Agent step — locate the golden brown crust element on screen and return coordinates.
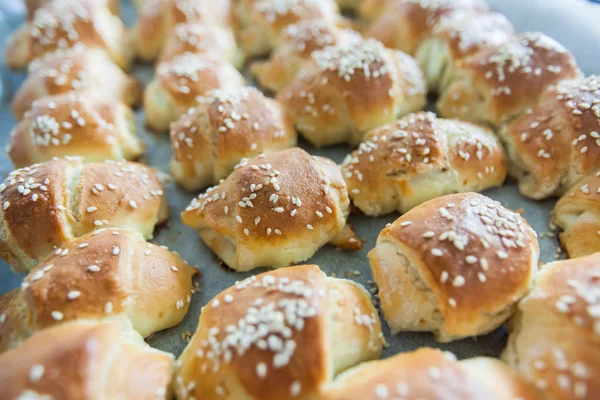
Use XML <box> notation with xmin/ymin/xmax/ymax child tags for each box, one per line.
<box><xmin>553</xmin><ymin>170</ymin><xmax>600</xmax><ymax>258</ymax></box>
<box><xmin>181</xmin><ymin>148</ymin><xmax>358</xmax><ymax>271</ymax></box>
<box><xmin>5</xmin><ymin>0</ymin><xmax>132</xmax><ymax>70</ymax></box>
<box><xmin>369</xmin><ymin>192</ymin><xmax>538</xmax><ymax>340</ymax></box>
<box><xmin>0</xmin><ymin>320</ymin><xmax>173</xmax><ymax>400</ymax></box>
<box><xmin>500</xmin><ymin>75</ymin><xmax>600</xmax><ymax>199</ymax></box>
<box><xmin>12</xmin><ymin>47</ymin><xmax>141</xmax><ymax>120</ymax></box>
<box><xmin>0</xmin><ymin>159</ymin><xmax>167</xmax><ymax>272</ymax></box>
<box><xmin>250</xmin><ymin>20</ymin><xmax>362</xmax><ymax>93</ymax></box>
<box><xmin>277</xmin><ymin>39</ymin><xmax>427</xmax><ymax>147</ymax></box>
<box><xmin>323</xmin><ymin>348</ymin><xmax>542</xmax><ymax>400</ymax></box>
<box><xmin>144</xmin><ymin>53</ymin><xmax>246</xmax><ymax>131</ymax></box>
<box><xmin>8</xmin><ymin>93</ymin><xmax>144</xmax><ymax>168</ymax></box>
<box><xmin>0</xmin><ymin>229</ymin><xmax>197</xmax><ymax>352</ymax></box>
<box><xmin>503</xmin><ymin>254</ymin><xmax>600</xmax><ymax>400</ymax></box>
<box><xmin>158</xmin><ymin>23</ymin><xmax>243</xmax><ymax>67</ymax></box>
<box><xmin>170</xmin><ymin>87</ymin><xmax>297</xmax><ymax>190</ymax></box>
<box><xmin>366</xmin><ymin>0</ymin><xmax>489</xmax><ymax>55</ymax></box>
<box><xmin>341</xmin><ymin>112</ymin><xmax>507</xmax><ymax>216</ymax></box>
<box><xmin>133</xmin><ymin>0</ymin><xmax>234</xmax><ymax>61</ymax></box>
<box><xmin>235</xmin><ymin>0</ymin><xmax>342</xmax><ymax>57</ymax></box>
<box><xmin>175</xmin><ymin>265</ymin><xmax>382</xmax><ymax>400</ymax></box>
<box><xmin>437</xmin><ymin>32</ymin><xmax>582</xmax><ymax>126</ymax></box>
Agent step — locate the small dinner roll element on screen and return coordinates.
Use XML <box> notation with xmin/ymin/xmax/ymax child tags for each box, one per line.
<box><xmin>12</xmin><ymin>47</ymin><xmax>141</xmax><ymax>120</ymax></box>
<box><xmin>175</xmin><ymin>265</ymin><xmax>383</xmax><ymax>400</ymax></box>
<box><xmin>366</xmin><ymin>0</ymin><xmax>489</xmax><ymax>55</ymax></box>
<box><xmin>503</xmin><ymin>253</ymin><xmax>600</xmax><ymax>400</ymax></box>
<box><xmin>553</xmin><ymin>170</ymin><xmax>600</xmax><ymax>258</ymax></box>
<box><xmin>0</xmin><ymin>320</ymin><xmax>174</xmax><ymax>400</ymax></box>
<box><xmin>170</xmin><ymin>87</ymin><xmax>296</xmax><ymax>191</ymax></box>
<box><xmin>182</xmin><ymin>148</ymin><xmax>361</xmax><ymax>271</ymax></box>
<box><xmin>144</xmin><ymin>52</ymin><xmax>246</xmax><ymax>132</ymax></box>
<box><xmin>323</xmin><ymin>347</ymin><xmax>542</xmax><ymax>400</ymax></box>
<box><xmin>342</xmin><ymin>112</ymin><xmax>507</xmax><ymax>216</ymax></box>
<box><xmin>278</xmin><ymin>39</ymin><xmax>427</xmax><ymax>147</ymax></box>
<box><xmin>25</xmin><ymin>0</ymin><xmax>120</xmax><ymax>19</ymax></box>
<box><xmin>5</xmin><ymin>0</ymin><xmax>132</xmax><ymax>70</ymax></box>
<box><xmin>0</xmin><ymin>158</ymin><xmax>167</xmax><ymax>272</ymax></box>
<box><xmin>8</xmin><ymin>93</ymin><xmax>144</xmax><ymax>168</ymax></box>
<box><xmin>132</xmin><ymin>0</ymin><xmax>233</xmax><ymax>61</ymax></box>
<box><xmin>415</xmin><ymin>10</ymin><xmax>514</xmax><ymax>92</ymax></box>
<box><xmin>437</xmin><ymin>32</ymin><xmax>582</xmax><ymax>126</ymax></box>
<box><xmin>158</xmin><ymin>23</ymin><xmax>243</xmax><ymax>67</ymax></box>
<box><xmin>499</xmin><ymin>75</ymin><xmax>600</xmax><ymax>200</ymax></box>
<box><xmin>369</xmin><ymin>192</ymin><xmax>539</xmax><ymax>342</ymax></box>
<box><xmin>250</xmin><ymin>20</ymin><xmax>362</xmax><ymax>93</ymax></box>
<box><xmin>235</xmin><ymin>0</ymin><xmax>342</xmax><ymax>57</ymax></box>
<box><xmin>0</xmin><ymin>229</ymin><xmax>197</xmax><ymax>352</ymax></box>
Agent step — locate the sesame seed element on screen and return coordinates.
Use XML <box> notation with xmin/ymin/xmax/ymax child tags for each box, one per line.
<box><xmin>375</xmin><ymin>384</ymin><xmax>389</xmax><ymax>398</ymax></box>
<box><xmin>431</xmin><ymin>248</ymin><xmax>443</xmax><ymax>257</ymax></box>
<box><xmin>29</xmin><ymin>365</ymin><xmax>45</xmax><ymax>383</ymax></box>
<box><xmin>400</xmin><ymin>221</ymin><xmax>412</xmax><ymax>227</ymax></box>
<box><xmin>448</xmin><ymin>298</ymin><xmax>457</xmax><ymax>308</ymax></box>
<box><xmin>452</xmin><ymin>276</ymin><xmax>466</xmax><ymax>287</ymax></box>
<box><xmin>128</xmin><ymin>200</ymin><xmax>138</xmax><ymax>209</ymax></box>
<box><xmin>51</xmin><ymin>311</ymin><xmax>63</xmax><ymax>321</ymax></box>
<box><xmin>224</xmin><ymin>294</ymin><xmax>233</xmax><ymax>303</ymax></box>
<box><xmin>256</xmin><ymin>362</ymin><xmax>267</xmax><ymax>378</ymax></box>
<box><xmin>87</xmin><ymin>265</ymin><xmax>100</xmax><ymax>272</ymax></box>
<box><xmin>423</xmin><ymin>231</ymin><xmax>435</xmax><ymax>238</ymax></box>
<box><xmin>105</xmin><ymin>302</ymin><xmax>113</xmax><ymax>314</ymax></box>
<box><xmin>290</xmin><ymin>381</ymin><xmax>301</xmax><ymax>397</ymax></box>
<box><xmin>306</xmin><ymin>224</ymin><xmax>314</xmax><ymax>230</ymax></box>
<box><xmin>112</xmin><ymin>246</ymin><xmax>120</xmax><ymax>256</ymax></box>
<box><xmin>86</xmin><ymin>206</ymin><xmax>97</xmax><ymax>213</ymax></box>
<box><xmin>171</xmin><ymin>265</ymin><xmax>179</xmax><ymax>272</ymax></box>
<box><xmin>67</xmin><ymin>291</ymin><xmax>81</xmax><ymax>300</ymax></box>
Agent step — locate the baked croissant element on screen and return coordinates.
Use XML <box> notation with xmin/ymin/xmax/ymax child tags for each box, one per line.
<box><xmin>144</xmin><ymin>52</ymin><xmax>246</xmax><ymax>132</ymax></box>
<box><xmin>553</xmin><ymin>169</ymin><xmax>600</xmax><ymax>258</ymax></box>
<box><xmin>0</xmin><ymin>158</ymin><xmax>167</xmax><ymax>272</ymax></box>
<box><xmin>278</xmin><ymin>39</ymin><xmax>427</xmax><ymax>147</ymax></box>
<box><xmin>8</xmin><ymin>93</ymin><xmax>144</xmax><ymax>168</ymax></box>
<box><xmin>181</xmin><ymin>148</ymin><xmax>361</xmax><ymax>271</ymax></box>
<box><xmin>503</xmin><ymin>253</ymin><xmax>600</xmax><ymax>400</ymax></box>
<box><xmin>6</xmin><ymin>0</ymin><xmax>132</xmax><ymax>70</ymax></box>
<box><xmin>499</xmin><ymin>75</ymin><xmax>600</xmax><ymax>199</ymax></box>
<box><xmin>437</xmin><ymin>32</ymin><xmax>582</xmax><ymax>126</ymax></box>
<box><xmin>170</xmin><ymin>87</ymin><xmax>296</xmax><ymax>190</ymax></box>
<box><xmin>235</xmin><ymin>0</ymin><xmax>342</xmax><ymax>57</ymax></box>
<box><xmin>0</xmin><ymin>320</ymin><xmax>174</xmax><ymax>400</ymax></box>
<box><xmin>0</xmin><ymin>228</ymin><xmax>197</xmax><ymax>352</ymax></box>
<box><xmin>132</xmin><ymin>0</ymin><xmax>234</xmax><ymax>61</ymax></box>
<box><xmin>250</xmin><ymin>20</ymin><xmax>362</xmax><ymax>93</ymax></box>
<box><xmin>175</xmin><ymin>265</ymin><xmax>383</xmax><ymax>400</ymax></box>
<box><xmin>158</xmin><ymin>23</ymin><xmax>243</xmax><ymax>67</ymax></box>
<box><xmin>369</xmin><ymin>192</ymin><xmax>539</xmax><ymax>342</ymax></box>
<box><xmin>366</xmin><ymin>0</ymin><xmax>489</xmax><ymax>55</ymax></box>
<box><xmin>414</xmin><ymin>10</ymin><xmax>514</xmax><ymax>92</ymax></box>
<box><xmin>12</xmin><ymin>47</ymin><xmax>141</xmax><ymax>120</ymax></box>
<box><xmin>342</xmin><ymin>112</ymin><xmax>507</xmax><ymax>216</ymax></box>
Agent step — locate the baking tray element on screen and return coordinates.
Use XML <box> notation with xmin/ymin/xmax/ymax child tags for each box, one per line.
<box><xmin>1</xmin><ymin>0</ymin><xmax>599</xmax><ymax>360</ymax></box>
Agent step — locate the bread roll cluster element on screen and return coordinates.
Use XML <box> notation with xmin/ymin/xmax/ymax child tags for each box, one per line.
<box><xmin>3</xmin><ymin>0</ymin><xmax>600</xmax><ymax>399</ymax></box>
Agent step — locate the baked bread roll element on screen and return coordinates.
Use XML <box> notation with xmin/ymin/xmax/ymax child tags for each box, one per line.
<box><xmin>366</xmin><ymin>0</ymin><xmax>489</xmax><ymax>55</ymax></box>
<box><xmin>322</xmin><ymin>347</ymin><xmax>542</xmax><ymax>400</ymax></box>
<box><xmin>25</xmin><ymin>0</ymin><xmax>120</xmax><ymax>19</ymax></box>
<box><xmin>250</xmin><ymin>20</ymin><xmax>362</xmax><ymax>93</ymax></box>
<box><xmin>0</xmin><ymin>158</ymin><xmax>167</xmax><ymax>272</ymax></box>
<box><xmin>12</xmin><ymin>47</ymin><xmax>141</xmax><ymax>120</ymax></box>
<box><xmin>175</xmin><ymin>265</ymin><xmax>383</xmax><ymax>400</ymax></box>
<box><xmin>0</xmin><ymin>320</ymin><xmax>173</xmax><ymax>400</ymax></box>
<box><xmin>369</xmin><ymin>192</ymin><xmax>539</xmax><ymax>342</ymax></box>
<box><xmin>132</xmin><ymin>0</ymin><xmax>233</xmax><ymax>61</ymax></box>
<box><xmin>278</xmin><ymin>39</ymin><xmax>427</xmax><ymax>147</ymax></box>
<box><xmin>158</xmin><ymin>23</ymin><xmax>243</xmax><ymax>68</ymax></box>
<box><xmin>170</xmin><ymin>87</ymin><xmax>297</xmax><ymax>190</ymax></box>
<box><xmin>8</xmin><ymin>93</ymin><xmax>144</xmax><ymax>168</ymax></box>
<box><xmin>0</xmin><ymin>228</ymin><xmax>197</xmax><ymax>352</ymax></box>
<box><xmin>5</xmin><ymin>0</ymin><xmax>132</xmax><ymax>71</ymax></box>
<box><xmin>144</xmin><ymin>52</ymin><xmax>246</xmax><ymax>132</ymax></box>
<box><xmin>341</xmin><ymin>112</ymin><xmax>507</xmax><ymax>216</ymax></box>
<box><xmin>235</xmin><ymin>0</ymin><xmax>342</xmax><ymax>57</ymax></box>
<box><xmin>437</xmin><ymin>32</ymin><xmax>582</xmax><ymax>126</ymax></box>
<box><xmin>498</xmin><ymin>75</ymin><xmax>600</xmax><ymax>200</ymax></box>
<box><xmin>181</xmin><ymin>148</ymin><xmax>361</xmax><ymax>271</ymax></box>
<box><xmin>503</xmin><ymin>253</ymin><xmax>600</xmax><ymax>400</ymax></box>
<box><xmin>414</xmin><ymin>10</ymin><xmax>514</xmax><ymax>92</ymax></box>
<box><xmin>553</xmin><ymin>170</ymin><xmax>600</xmax><ymax>258</ymax></box>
